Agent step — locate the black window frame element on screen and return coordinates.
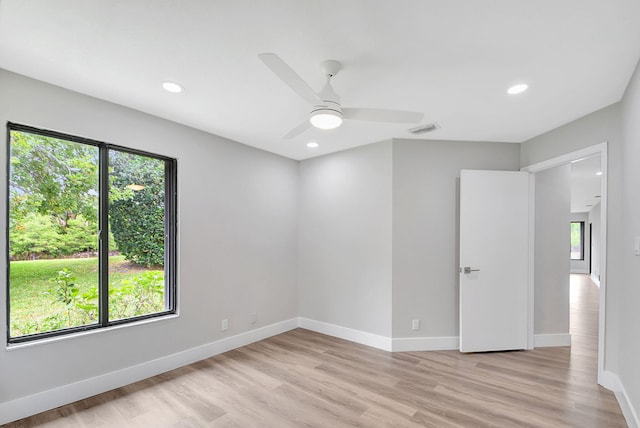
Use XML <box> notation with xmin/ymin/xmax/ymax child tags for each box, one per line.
<box><xmin>6</xmin><ymin>122</ymin><xmax>177</xmax><ymax>344</ymax></box>
<box><xmin>570</xmin><ymin>220</ymin><xmax>585</xmax><ymax>261</ymax></box>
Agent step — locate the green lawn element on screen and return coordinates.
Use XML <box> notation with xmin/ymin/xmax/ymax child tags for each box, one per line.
<box><xmin>9</xmin><ymin>256</ymin><xmax>164</xmax><ymax>337</ymax></box>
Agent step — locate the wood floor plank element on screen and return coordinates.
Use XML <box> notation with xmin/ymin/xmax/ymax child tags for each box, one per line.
<box><xmin>3</xmin><ymin>274</ymin><xmax>627</xmax><ymax>427</ymax></box>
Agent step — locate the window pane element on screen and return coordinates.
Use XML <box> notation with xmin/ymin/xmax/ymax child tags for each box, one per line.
<box><xmin>9</xmin><ymin>130</ymin><xmax>99</xmax><ymax>337</ymax></box>
<box><xmin>108</xmin><ymin>150</ymin><xmax>167</xmax><ymax>321</ymax></box>
<box><xmin>570</xmin><ymin>221</ymin><xmax>583</xmax><ymax>260</ymax></box>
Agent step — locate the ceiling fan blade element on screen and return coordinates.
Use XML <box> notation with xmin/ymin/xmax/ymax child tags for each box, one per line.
<box><xmin>283</xmin><ymin>120</ymin><xmax>312</xmax><ymax>139</ymax></box>
<box><xmin>259</xmin><ymin>53</ymin><xmax>321</xmax><ymax>105</ymax></box>
<box><xmin>342</xmin><ymin>108</ymin><xmax>424</xmax><ymax>124</ymax></box>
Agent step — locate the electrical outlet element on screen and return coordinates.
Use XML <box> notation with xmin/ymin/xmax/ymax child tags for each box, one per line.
<box><xmin>249</xmin><ymin>312</ymin><xmax>257</xmax><ymax>325</ymax></box>
<box><xmin>412</xmin><ymin>319</ymin><xmax>420</xmax><ymax>331</ymax></box>
<box><xmin>221</xmin><ymin>318</ymin><xmax>228</xmax><ymax>331</ymax></box>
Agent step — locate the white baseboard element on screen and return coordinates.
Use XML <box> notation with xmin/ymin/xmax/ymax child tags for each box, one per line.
<box><xmin>534</xmin><ymin>333</ymin><xmax>571</xmax><ymax>347</ymax></box>
<box><xmin>392</xmin><ymin>336</ymin><xmax>459</xmax><ymax>352</ymax></box>
<box><xmin>591</xmin><ymin>273</ymin><xmax>601</xmax><ymax>287</ymax></box>
<box><xmin>599</xmin><ymin>369</ymin><xmax>620</xmax><ymax>391</ymax></box>
<box><xmin>297</xmin><ymin>318</ymin><xmax>392</xmax><ymax>351</ymax></box>
<box><xmin>0</xmin><ymin>318</ymin><xmax>299</xmax><ymax>426</ymax></box>
<box><xmin>297</xmin><ymin>319</ymin><xmax>459</xmax><ymax>352</ymax></box>
<box><xmin>600</xmin><ymin>371</ymin><xmax>639</xmax><ymax>428</ymax></box>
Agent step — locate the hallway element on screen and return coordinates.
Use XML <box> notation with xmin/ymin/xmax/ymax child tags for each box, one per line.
<box><xmin>569</xmin><ymin>273</ymin><xmax>601</xmax><ymax>379</ymax></box>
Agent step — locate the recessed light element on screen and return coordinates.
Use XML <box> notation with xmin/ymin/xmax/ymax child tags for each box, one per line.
<box><xmin>595</xmin><ymin>171</ymin><xmax>603</xmax><ymax>176</ymax></box>
<box><xmin>162</xmin><ymin>81</ymin><xmax>183</xmax><ymax>93</ymax></box>
<box><xmin>306</xmin><ymin>141</ymin><xmax>319</xmax><ymax>148</ymax></box>
<box><xmin>507</xmin><ymin>83</ymin><xmax>528</xmax><ymax>95</ymax></box>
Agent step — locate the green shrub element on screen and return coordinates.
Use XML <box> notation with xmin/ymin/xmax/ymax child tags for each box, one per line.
<box><xmin>10</xmin><ymin>213</ymin><xmax>99</xmax><ymax>259</ymax></box>
<box><xmin>109</xmin><ymin>151</ymin><xmax>165</xmax><ymax>267</ymax></box>
<box><xmin>12</xmin><ymin>268</ymin><xmax>165</xmax><ymax>337</ymax></box>
<box><xmin>109</xmin><ymin>271</ymin><xmax>165</xmax><ymax>319</ymax></box>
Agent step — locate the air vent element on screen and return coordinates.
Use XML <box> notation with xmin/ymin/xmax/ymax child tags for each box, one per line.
<box><xmin>408</xmin><ymin>122</ymin><xmax>440</xmax><ymax>135</ymax></box>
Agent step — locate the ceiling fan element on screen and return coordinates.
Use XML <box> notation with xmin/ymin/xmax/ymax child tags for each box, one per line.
<box><xmin>258</xmin><ymin>53</ymin><xmax>424</xmax><ymax>139</ymax></box>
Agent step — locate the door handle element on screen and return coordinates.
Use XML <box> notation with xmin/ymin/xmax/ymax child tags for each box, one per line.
<box><xmin>461</xmin><ymin>266</ymin><xmax>480</xmax><ymax>274</ymax></box>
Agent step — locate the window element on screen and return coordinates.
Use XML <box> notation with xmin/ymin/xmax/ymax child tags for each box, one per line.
<box><xmin>570</xmin><ymin>221</ymin><xmax>584</xmax><ymax>260</ymax></box>
<box><xmin>7</xmin><ymin>123</ymin><xmax>177</xmax><ymax>343</ymax></box>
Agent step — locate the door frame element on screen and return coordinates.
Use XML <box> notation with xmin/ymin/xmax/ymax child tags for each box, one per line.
<box><xmin>521</xmin><ymin>141</ymin><xmax>608</xmax><ymax>386</ymax></box>
<box><xmin>589</xmin><ymin>223</ymin><xmax>593</xmax><ymax>274</ymax></box>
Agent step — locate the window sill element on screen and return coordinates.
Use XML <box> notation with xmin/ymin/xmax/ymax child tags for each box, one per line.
<box><xmin>5</xmin><ymin>313</ymin><xmax>179</xmax><ymax>351</ymax></box>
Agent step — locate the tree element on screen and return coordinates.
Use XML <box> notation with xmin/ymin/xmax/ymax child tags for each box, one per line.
<box><xmin>9</xmin><ymin>131</ymin><xmax>99</xmax><ymax>259</ymax></box>
<box><xmin>10</xmin><ymin>131</ymin><xmax>99</xmax><ymax>228</ymax></box>
<box><xmin>109</xmin><ymin>150</ymin><xmax>166</xmax><ymax>266</ymax></box>
<box><xmin>9</xmin><ymin>130</ymin><xmax>166</xmax><ymax>265</ymax></box>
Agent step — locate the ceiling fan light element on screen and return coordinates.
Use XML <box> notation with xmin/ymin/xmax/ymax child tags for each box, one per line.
<box><xmin>309</xmin><ymin>110</ymin><xmax>343</xmax><ymax>130</ymax></box>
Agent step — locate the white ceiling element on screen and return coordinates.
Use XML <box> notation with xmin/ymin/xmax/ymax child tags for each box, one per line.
<box><xmin>571</xmin><ymin>155</ymin><xmax>602</xmax><ymax>214</ymax></box>
<box><xmin>1</xmin><ymin>1</ymin><xmax>639</xmax><ymax>160</ymax></box>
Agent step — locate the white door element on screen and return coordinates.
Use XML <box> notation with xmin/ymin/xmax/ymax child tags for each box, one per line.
<box><xmin>459</xmin><ymin>170</ymin><xmax>529</xmax><ymax>352</ymax></box>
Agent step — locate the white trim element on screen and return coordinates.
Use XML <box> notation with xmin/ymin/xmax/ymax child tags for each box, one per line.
<box><xmin>0</xmin><ymin>318</ymin><xmax>299</xmax><ymax>425</ymax></box>
<box><xmin>527</xmin><ymin>172</ymin><xmax>536</xmax><ymax>350</ymax></box>
<box><xmin>590</xmin><ymin>273</ymin><xmax>601</xmax><ymax>287</ymax></box>
<box><xmin>533</xmin><ymin>333</ymin><xmax>571</xmax><ymax>347</ymax></box>
<box><xmin>521</xmin><ymin>142</ymin><xmax>608</xmax><ymax>386</ymax></box>
<box><xmin>392</xmin><ymin>336</ymin><xmax>459</xmax><ymax>352</ymax></box>
<box><xmin>600</xmin><ymin>370</ymin><xmax>621</xmax><ymax>391</ymax></box>
<box><xmin>521</xmin><ymin>143</ymin><xmax>607</xmax><ymax>174</ymax></box>
<box><xmin>597</xmin><ymin>146</ymin><xmax>608</xmax><ymax>386</ymax></box>
<box><xmin>6</xmin><ymin>313</ymin><xmax>180</xmax><ymax>352</ymax></box>
<box><xmin>600</xmin><ymin>371</ymin><xmax>639</xmax><ymax>428</ymax></box>
<box><xmin>296</xmin><ymin>319</ymin><xmax>459</xmax><ymax>353</ymax></box>
<box><xmin>297</xmin><ymin>318</ymin><xmax>392</xmax><ymax>351</ymax></box>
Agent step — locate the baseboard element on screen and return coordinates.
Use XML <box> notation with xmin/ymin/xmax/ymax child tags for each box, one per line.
<box><xmin>392</xmin><ymin>336</ymin><xmax>459</xmax><ymax>352</ymax></box>
<box><xmin>591</xmin><ymin>273</ymin><xmax>601</xmax><ymax>287</ymax></box>
<box><xmin>599</xmin><ymin>369</ymin><xmax>620</xmax><ymax>391</ymax></box>
<box><xmin>600</xmin><ymin>371</ymin><xmax>639</xmax><ymax>428</ymax></box>
<box><xmin>534</xmin><ymin>333</ymin><xmax>571</xmax><ymax>347</ymax></box>
<box><xmin>0</xmin><ymin>318</ymin><xmax>299</xmax><ymax>425</ymax></box>
<box><xmin>297</xmin><ymin>317</ymin><xmax>392</xmax><ymax>351</ymax></box>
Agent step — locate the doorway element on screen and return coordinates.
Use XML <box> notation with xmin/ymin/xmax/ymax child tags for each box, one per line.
<box><xmin>522</xmin><ymin>142</ymin><xmax>608</xmax><ymax>386</ymax></box>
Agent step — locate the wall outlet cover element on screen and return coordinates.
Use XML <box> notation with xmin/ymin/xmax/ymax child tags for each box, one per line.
<box><xmin>412</xmin><ymin>319</ymin><xmax>420</xmax><ymax>331</ymax></box>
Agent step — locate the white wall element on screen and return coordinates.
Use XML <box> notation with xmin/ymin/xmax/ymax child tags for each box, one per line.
<box><xmin>570</xmin><ymin>212</ymin><xmax>590</xmax><ymax>274</ymax></box>
<box><xmin>298</xmin><ymin>141</ymin><xmax>393</xmax><ymax>337</ymax></box>
<box><xmin>520</xmin><ymin>104</ymin><xmax>622</xmax><ymax>167</ymax></box>
<box><xmin>589</xmin><ymin>203</ymin><xmax>601</xmax><ymax>283</ymax></box>
<box><xmin>391</xmin><ymin>139</ymin><xmax>520</xmax><ymax>338</ymax></box>
<box><xmin>534</xmin><ymin>165</ymin><xmax>570</xmax><ymax>335</ymax></box>
<box><xmin>0</xmin><ymin>70</ymin><xmax>298</xmax><ymax>405</ymax></box>
<box><xmin>619</xmin><ymin>57</ymin><xmax>640</xmax><ymax>422</ymax></box>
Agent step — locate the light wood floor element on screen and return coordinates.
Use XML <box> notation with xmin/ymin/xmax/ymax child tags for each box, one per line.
<box><xmin>4</xmin><ymin>274</ymin><xmax>626</xmax><ymax>427</ymax></box>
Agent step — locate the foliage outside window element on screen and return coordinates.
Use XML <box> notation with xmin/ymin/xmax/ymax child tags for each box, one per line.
<box><xmin>570</xmin><ymin>221</ymin><xmax>584</xmax><ymax>260</ymax></box>
<box><xmin>7</xmin><ymin>123</ymin><xmax>176</xmax><ymax>343</ymax></box>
